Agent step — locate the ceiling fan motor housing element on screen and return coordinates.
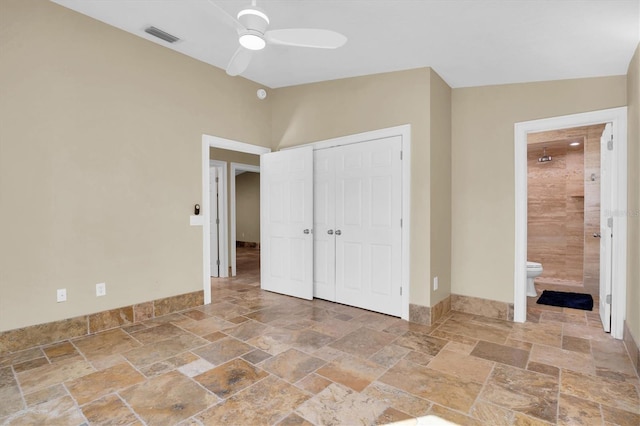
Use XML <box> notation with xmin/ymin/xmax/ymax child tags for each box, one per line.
<box><xmin>237</xmin><ymin>7</ymin><xmax>269</xmax><ymax>34</ymax></box>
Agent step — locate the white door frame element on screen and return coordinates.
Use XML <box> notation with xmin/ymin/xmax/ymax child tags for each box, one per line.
<box><xmin>513</xmin><ymin>107</ymin><xmax>627</xmax><ymax>339</ymax></box>
<box><xmin>209</xmin><ymin>161</ymin><xmax>227</xmax><ymax>277</ymax></box>
<box><xmin>284</xmin><ymin>124</ymin><xmax>412</xmax><ymax>321</ymax></box>
<box><xmin>230</xmin><ymin>162</ymin><xmax>261</xmax><ymax>276</ymax></box>
<box><xmin>202</xmin><ymin>135</ymin><xmax>271</xmax><ymax>305</ymax></box>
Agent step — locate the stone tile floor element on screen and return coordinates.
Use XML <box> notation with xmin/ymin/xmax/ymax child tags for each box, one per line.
<box><xmin>1</xmin><ymin>248</ymin><xmax>638</xmax><ymax>425</ymax></box>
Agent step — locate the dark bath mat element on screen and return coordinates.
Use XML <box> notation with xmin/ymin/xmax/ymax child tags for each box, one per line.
<box><xmin>536</xmin><ymin>290</ymin><xmax>594</xmax><ymax>311</ymax></box>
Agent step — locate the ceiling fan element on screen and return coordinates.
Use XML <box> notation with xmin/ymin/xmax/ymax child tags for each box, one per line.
<box><xmin>207</xmin><ymin>0</ymin><xmax>347</xmax><ymax>76</ymax></box>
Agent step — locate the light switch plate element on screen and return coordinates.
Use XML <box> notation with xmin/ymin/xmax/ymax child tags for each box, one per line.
<box><xmin>190</xmin><ymin>215</ymin><xmax>204</xmax><ymax>226</ymax></box>
<box><xmin>96</xmin><ymin>282</ymin><xmax>106</xmax><ymax>297</ymax></box>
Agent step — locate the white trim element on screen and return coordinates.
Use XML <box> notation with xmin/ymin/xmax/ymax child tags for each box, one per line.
<box><xmin>203</xmin><ymin>135</ymin><xmax>270</xmax><ymax>156</ymax></box>
<box><xmin>230</xmin><ymin>162</ymin><xmax>261</xmax><ymax>276</ymax></box>
<box><xmin>513</xmin><ymin>107</ymin><xmax>627</xmax><ymax>339</ymax></box>
<box><xmin>202</xmin><ymin>135</ymin><xmax>270</xmax><ymax>305</ymax></box>
<box><xmin>285</xmin><ymin>124</ymin><xmax>412</xmax><ymax>321</ymax></box>
<box><xmin>209</xmin><ymin>160</ymin><xmax>228</xmax><ymax>278</ymax></box>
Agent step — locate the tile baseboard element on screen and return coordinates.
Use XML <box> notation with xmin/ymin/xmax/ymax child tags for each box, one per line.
<box><xmin>0</xmin><ymin>290</ymin><xmax>204</xmax><ymax>355</ymax></box>
<box><xmin>450</xmin><ymin>293</ymin><xmax>512</xmax><ymax>321</ymax></box>
<box><xmin>431</xmin><ymin>296</ymin><xmax>451</xmax><ymax>324</ymax></box>
<box><xmin>409</xmin><ymin>296</ymin><xmax>451</xmax><ymax>326</ymax></box>
<box><xmin>623</xmin><ymin>320</ymin><xmax>640</xmax><ymax>376</ymax></box>
<box><xmin>409</xmin><ymin>303</ymin><xmax>431</xmax><ymax>325</ymax></box>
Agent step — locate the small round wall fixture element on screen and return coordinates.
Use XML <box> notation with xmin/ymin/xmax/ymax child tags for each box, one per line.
<box><xmin>257</xmin><ymin>89</ymin><xmax>267</xmax><ymax>100</ymax></box>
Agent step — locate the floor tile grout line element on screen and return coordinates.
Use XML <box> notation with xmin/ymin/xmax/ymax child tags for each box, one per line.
<box><xmin>597</xmin><ymin>397</ymin><xmax>606</xmax><ymax>425</ymax></box>
<box><xmin>555</xmin><ymin>364</ymin><xmax>562</xmax><ymax>424</ymax></box>
<box><xmin>68</xmin><ymin>339</ymin><xmax>92</xmax><ymax>367</ymax></box>
<box><xmin>114</xmin><ymin>390</ymin><xmax>148</xmax><ymax>426</ymax></box>
<box><xmin>62</xmin><ymin>381</ymin><xmax>91</xmax><ymax>425</ymax></box>
<box><xmin>190</xmin><ymin>371</ymin><xmax>283</xmax><ymax>424</ymax></box>
<box><xmin>461</xmin><ymin>337</ymin><xmax>492</xmax><ymax>421</ymax></box>
<box><xmin>11</xmin><ymin>364</ymin><xmax>28</xmax><ymax>417</ymax></box>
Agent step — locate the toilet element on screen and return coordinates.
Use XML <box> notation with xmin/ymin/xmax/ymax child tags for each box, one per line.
<box><xmin>527</xmin><ymin>261</ymin><xmax>543</xmax><ymax>297</ymax></box>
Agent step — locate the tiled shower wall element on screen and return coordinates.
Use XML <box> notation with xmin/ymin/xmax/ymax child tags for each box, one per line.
<box><xmin>527</xmin><ymin>144</ymin><xmax>585</xmax><ymax>284</ymax></box>
<box><xmin>527</xmin><ymin>124</ymin><xmax>604</xmax><ymax>294</ymax></box>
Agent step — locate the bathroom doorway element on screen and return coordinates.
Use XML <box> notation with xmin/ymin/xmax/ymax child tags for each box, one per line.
<box><xmin>513</xmin><ymin>107</ymin><xmax>627</xmax><ymax>339</ymax></box>
<box><xmin>526</xmin><ymin>124</ymin><xmax>604</xmax><ymax>298</ymax></box>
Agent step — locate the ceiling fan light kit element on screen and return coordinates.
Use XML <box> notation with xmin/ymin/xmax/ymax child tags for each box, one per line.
<box><xmin>208</xmin><ymin>0</ymin><xmax>347</xmax><ymax>76</ymax></box>
<box><xmin>239</xmin><ymin>32</ymin><xmax>266</xmax><ymax>50</ymax></box>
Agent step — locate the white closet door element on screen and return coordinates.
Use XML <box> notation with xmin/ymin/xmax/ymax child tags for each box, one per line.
<box><xmin>334</xmin><ymin>136</ymin><xmax>403</xmax><ymax>316</ymax></box>
<box><xmin>313</xmin><ymin>149</ymin><xmax>336</xmax><ymax>301</ymax></box>
<box><xmin>260</xmin><ymin>147</ymin><xmax>314</xmax><ymax>300</ymax></box>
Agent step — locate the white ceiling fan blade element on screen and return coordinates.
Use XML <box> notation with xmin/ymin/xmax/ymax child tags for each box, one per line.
<box><xmin>226</xmin><ymin>46</ymin><xmax>253</xmax><ymax>76</ymax></box>
<box><xmin>206</xmin><ymin>0</ymin><xmax>246</xmax><ymax>33</ymax></box>
<box><xmin>265</xmin><ymin>29</ymin><xmax>347</xmax><ymax>49</ymax></box>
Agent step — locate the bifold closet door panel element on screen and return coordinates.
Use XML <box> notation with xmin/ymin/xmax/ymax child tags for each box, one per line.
<box><xmin>334</xmin><ymin>136</ymin><xmax>403</xmax><ymax>316</ymax></box>
<box><xmin>260</xmin><ymin>146</ymin><xmax>314</xmax><ymax>300</ymax></box>
<box><xmin>313</xmin><ymin>149</ymin><xmax>336</xmax><ymax>301</ymax></box>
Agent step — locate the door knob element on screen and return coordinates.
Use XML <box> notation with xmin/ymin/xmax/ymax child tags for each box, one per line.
<box><xmin>303</xmin><ymin>229</ymin><xmax>310</xmax><ymax>234</ymax></box>
<box><xmin>335</xmin><ymin>230</ymin><xmax>342</xmax><ymax>236</ymax></box>
<box><xmin>593</xmin><ymin>233</ymin><xmax>601</xmax><ymax>238</ymax></box>
<box><xmin>327</xmin><ymin>230</ymin><xmax>334</xmax><ymax>235</ymax></box>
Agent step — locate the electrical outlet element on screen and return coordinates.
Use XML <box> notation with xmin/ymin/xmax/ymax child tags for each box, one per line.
<box><xmin>433</xmin><ymin>276</ymin><xmax>439</xmax><ymax>291</ymax></box>
<box><xmin>57</xmin><ymin>288</ymin><xmax>67</xmax><ymax>302</ymax></box>
<box><xmin>96</xmin><ymin>282</ymin><xmax>106</xmax><ymax>297</ymax></box>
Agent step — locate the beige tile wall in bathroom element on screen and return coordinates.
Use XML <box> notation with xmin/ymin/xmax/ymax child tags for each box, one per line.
<box><xmin>527</xmin><ymin>124</ymin><xmax>605</xmax><ymax>294</ymax></box>
<box><xmin>527</xmin><ymin>143</ymin><xmax>584</xmax><ymax>284</ymax></box>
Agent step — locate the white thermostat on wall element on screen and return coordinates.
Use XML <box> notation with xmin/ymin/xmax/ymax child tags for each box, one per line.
<box><xmin>257</xmin><ymin>89</ymin><xmax>267</xmax><ymax>100</ymax></box>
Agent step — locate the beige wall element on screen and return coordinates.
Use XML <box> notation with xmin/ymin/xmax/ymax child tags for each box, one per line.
<box><xmin>451</xmin><ymin>76</ymin><xmax>626</xmax><ymax>303</ymax></box>
<box><xmin>235</xmin><ymin>173</ymin><xmax>260</xmax><ymax>243</ymax></box>
<box><xmin>271</xmin><ymin>68</ymin><xmax>436</xmax><ymax>307</ymax></box>
<box><xmin>0</xmin><ymin>0</ymin><xmax>270</xmax><ymax>331</ymax></box>
<box><xmin>627</xmin><ymin>43</ymin><xmax>640</xmax><ymax>341</ymax></box>
<box><xmin>429</xmin><ymin>71</ymin><xmax>452</xmax><ymax>305</ymax></box>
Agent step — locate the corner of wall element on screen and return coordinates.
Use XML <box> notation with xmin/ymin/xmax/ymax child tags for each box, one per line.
<box><xmin>428</xmin><ymin>69</ymin><xmax>453</xmax><ymax>307</ymax></box>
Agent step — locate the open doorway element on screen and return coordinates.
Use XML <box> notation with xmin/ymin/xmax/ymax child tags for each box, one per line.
<box><xmin>209</xmin><ymin>149</ymin><xmax>260</xmax><ymax>280</ymax></box>
<box><xmin>526</xmin><ymin>124</ymin><xmax>604</xmax><ymax>294</ymax></box>
<box><xmin>525</xmin><ymin>124</ymin><xmax>605</xmax><ymax>325</ymax></box>
<box><xmin>230</xmin><ymin>163</ymin><xmax>260</xmax><ymax>277</ymax></box>
<box><xmin>201</xmin><ymin>135</ymin><xmax>270</xmax><ymax>305</ymax></box>
<box><xmin>513</xmin><ymin>107</ymin><xmax>627</xmax><ymax>339</ymax></box>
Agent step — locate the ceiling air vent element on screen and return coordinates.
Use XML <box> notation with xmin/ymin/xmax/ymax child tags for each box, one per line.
<box><xmin>144</xmin><ymin>26</ymin><xmax>180</xmax><ymax>44</ymax></box>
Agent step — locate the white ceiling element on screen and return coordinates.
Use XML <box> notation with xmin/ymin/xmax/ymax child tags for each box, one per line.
<box><xmin>51</xmin><ymin>0</ymin><xmax>640</xmax><ymax>89</ymax></box>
